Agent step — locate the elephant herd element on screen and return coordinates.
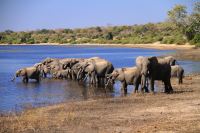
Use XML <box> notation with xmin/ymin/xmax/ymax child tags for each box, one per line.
<box><xmin>12</xmin><ymin>55</ymin><xmax>184</xmax><ymax>94</ymax></box>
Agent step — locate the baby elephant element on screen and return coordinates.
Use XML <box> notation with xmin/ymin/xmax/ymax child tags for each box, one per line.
<box><xmin>171</xmin><ymin>65</ymin><xmax>184</xmax><ymax>84</ymax></box>
<box><xmin>106</xmin><ymin>67</ymin><xmax>141</xmax><ymax>93</ymax></box>
<box><xmin>53</xmin><ymin>69</ymin><xmax>71</xmax><ymax>79</ymax></box>
<box><xmin>12</xmin><ymin>66</ymin><xmax>40</xmax><ymax>83</ymax></box>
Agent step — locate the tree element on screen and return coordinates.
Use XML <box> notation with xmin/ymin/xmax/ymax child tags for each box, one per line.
<box><xmin>185</xmin><ymin>2</ymin><xmax>200</xmax><ymax>41</ymax></box>
<box><xmin>168</xmin><ymin>5</ymin><xmax>187</xmax><ymax>28</ymax></box>
<box><xmin>104</xmin><ymin>32</ymin><xmax>113</xmax><ymax>40</ymax></box>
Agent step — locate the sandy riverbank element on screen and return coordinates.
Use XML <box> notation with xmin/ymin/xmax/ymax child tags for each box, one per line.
<box><xmin>0</xmin><ymin>43</ymin><xmax>196</xmax><ymax>50</ymax></box>
<box><xmin>1</xmin><ymin>74</ymin><xmax>200</xmax><ymax>133</ymax></box>
<box><xmin>1</xmin><ymin>43</ymin><xmax>200</xmax><ymax>61</ymax></box>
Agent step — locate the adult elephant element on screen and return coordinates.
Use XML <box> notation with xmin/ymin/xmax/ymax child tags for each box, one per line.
<box><xmin>62</xmin><ymin>58</ymin><xmax>85</xmax><ymax>69</ymax></box>
<box><xmin>171</xmin><ymin>65</ymin><xmax>184</xmax><ymax>84</ymax></box>
<box><xmin>11</xmin><ymin>66</ymin><xmax>40</xmax><ymax>83</ymax></box>
<box><xmin>105</xmin><ymin>67</ymin><xmax>141</xmax><ymax>94</ymax></box>
<box><xmin>41</xmin><ymin>58</ymin><xmax>64</xmax><ymax>77</ymax></box>
<box><xmin>42</xmin><ymin>57</ymin><xmax>85</xmax><ymax>69</ymax></box>
<box><xmin>76</xmin><ymin>57</ymin><xmax>114</xmax><ymax>86</ymax></box>
<box><xmin>157</xmin><ymin>56</ymin><xmax>177</xmax><ymax>66</ymax></box>
<box><xmin>52</xmin><ymin>68</ymin><xmax>71</xmax><ymax>79</ymax></box>
<box><xmin>136</xmin><ymin>56</ymin><xmax>173</xmax><ymax>93</ymax></box>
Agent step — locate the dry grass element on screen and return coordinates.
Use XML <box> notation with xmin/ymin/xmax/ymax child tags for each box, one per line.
<box><xmin>1</xmin><ymin>74</ymin><xmax>200</xmax><ymax>133</ymax></box>
<box><xmin>174</xmin><ymin>48</ymin><xmax>200</xmax><ymax>61</ymax></box>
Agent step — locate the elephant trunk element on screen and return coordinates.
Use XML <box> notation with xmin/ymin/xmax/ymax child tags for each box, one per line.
<box><xmin>11</xmin><ymin>75</ymin><xmax>16</xmax><ymax>82</ymax></box>
<box><xmin>83</xmin><ymin>73</ymin><xmax>89</xmax><ymax>81</ymax></box>
<box><xmin>141</xmin><ymin>75</ymin><xmax>146</xmax><ymax>90</ymax></box>
<box><xmin>77</xmin><ymin>68</ymin><xmax>83</xmax><ymax>80</ymax></box>
<box><xmin>105</xmin><ymin>78</ymin><xmax>111</xmax><ymax>89</ymax></box>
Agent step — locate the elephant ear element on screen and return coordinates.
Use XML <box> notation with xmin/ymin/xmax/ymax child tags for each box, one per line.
<box><xmin>19</xmin><ymin>69</ymin><xmax>26</xmax><ymax>76</ymax></box>
<box><xmin>84</xmin><ymin>61</ymin><xmax>90</xmax><ymax>68</ymax></box>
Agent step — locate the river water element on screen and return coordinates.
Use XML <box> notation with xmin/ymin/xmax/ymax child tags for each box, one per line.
<box><xmin>0</xmin><ymin>45</ymin><xmax>199</xmax><ymax>113</ymax></box>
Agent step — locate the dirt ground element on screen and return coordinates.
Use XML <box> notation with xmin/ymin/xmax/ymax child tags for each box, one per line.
<box><xmin>1</xmin><ymin>73</ymin><xmax>200</xmax><ymax>133</ymax></box>
<box><xmin>1</xmin><ymin>46</ymin><xmax>200</xmax><ymax>133</ymax></box>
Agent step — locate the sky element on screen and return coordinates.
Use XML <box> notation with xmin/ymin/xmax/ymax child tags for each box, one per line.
<box><xmin>0</xmin><ymin>0</ymin><xmax>196</xmax><ymax>31</ymax></box>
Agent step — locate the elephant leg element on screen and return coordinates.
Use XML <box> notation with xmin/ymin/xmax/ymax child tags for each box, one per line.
<box><xmin>134</xmin><ymin>78</ymin><xmax>139</xmax><ymax>93</ymax></box>
<box><xmin>164</xmin><ymin>81</ymin><xmax>169</xmax><ymax>93</ymax></box>
<box><xmin>22</xmin><ymin>77</ymin><xmax>26</xmax><ymax>83</ymax></box>
<box><xmin>90</xmin><ymin>72</ymin><xmax>97</xmax><ymax>86</ymax></box>
<box><xmin>95</xmin><ymin>75</ymin><xmax>98</xmax><ymax>86</ymax></box>
<box><xmin>150</xmin><ymin>78</ymin><xmax>154</xmax><ymax>92</ymax></box>
<box><xmin>168</xmin><ymin>80</ymin><xmax>173</xmax><ymax>93</ymax></box>
<box><xmin>180</xmin><ymin>76</ymin><xmax>183</xmax><ymax>84</ymax></box>
<box><xmin>23</xmin><ymin>77</ymin><xmax>28</xmax><ymax>83</ymax></box>
<box><xmin>43</xmin><ymin>70</ymin><xmax>47</xmax><ymax>78</ymax></box>
<box><xmin>134</xmin><ymin>82</ymin><xmax>139</xmax><ymax>93</ymax></box>
<box><xmin>145</xmin><ymin>78</ymin><xmax>149</xmax><ymax>93</ymax></box>
<box><xmin>121</xmin><ymin>82</ymin><xmax>127</xmax><ymax>94</ymax></box>
<box><xmin>141</xmin><ymin>75</ymin><xmax>145</xmax><ymax>92</ymax></box>
<box><xmin>164</xmin><ymin>79</ymin><xmax>173</xmax><ymax>93</ymax></box>
<box><xmin>71</xmin><ymin>71</ymin><xmax>75</xmax><ymax>80</ymax></box>
<box><xmin>178</xmin><ymin>76</ymin><xmax>181</xmax><ymax>85</ymax></box>
<box><xmin>36</xmin><ymin>76</ymin><xmax>40</xmax><ymax>83</ymax></box>
<box><xmin>178</xmin><ymin>73</ymin><xmax>183</xmax><ymax>84</ymax></box>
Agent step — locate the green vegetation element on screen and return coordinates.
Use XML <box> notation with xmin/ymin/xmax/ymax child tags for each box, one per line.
<box><xmin>0</xmin><ymin>2</ymin><xmax>199</xmax><ymax>46</ymax></box>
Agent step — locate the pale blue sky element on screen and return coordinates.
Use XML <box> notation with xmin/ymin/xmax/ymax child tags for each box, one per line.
<box><xmin>0</xmin><ymin>0</ymin><xmax>195</xmax><ymax>31</ymax></box>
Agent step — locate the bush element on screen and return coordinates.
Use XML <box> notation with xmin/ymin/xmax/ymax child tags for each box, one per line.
<box><xmin>191</xmin><ymin>34</ymin><xmax>200</xmax><ymax>47</ymax></box>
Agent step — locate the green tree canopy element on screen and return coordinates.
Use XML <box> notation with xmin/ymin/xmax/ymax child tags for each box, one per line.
<box><xmin>168</xmin><ymin>5</ymin><xmax>187</xmax><ymax>28</ymax></box>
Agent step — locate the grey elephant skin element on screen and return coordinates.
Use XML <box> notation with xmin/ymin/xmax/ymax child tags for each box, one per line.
<box><xmin>52</xmin><ymin>68</ymin><xmax>72</xmax><ymax>79</ymax></box>
<box><xmin>171</xmin><ymin>65</ymin><xmax>184</xmax><ymax>84</ymax></box>
<box><xmin>136</xmin><ymin>56</ymin><xmax>173</xmax><ymax>93</ymax></box>
<box><xmin>76</xmin><ymin>57</ymin><xmax>114</xmax><ymax>86</ymax></box>
<box><xmin>157</xmin><ymin>56</ymin><xmax>177</xmax><ymax>66</ymax></box>
<box><xmin>41</xmin><ymin>58</ymin><xmax>85</xmax><ymax>78</ymax></box>
<box><xmin>106</xmin><ymin>67</ymin><xmax>141</xmax><ymax>93</ymax></box>
<box><xmin>12</xmin><ymin>66</ymin><xmax>40</xmax><ymax>83</ymax></box>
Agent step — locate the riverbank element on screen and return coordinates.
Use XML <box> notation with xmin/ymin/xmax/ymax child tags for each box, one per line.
<box><xmin>0</xmin><ymin>42</ymin><xmax>196</xmax><ymax>50</ymax></box>
<box><xmin>1</xmin><ymin>43</ymin><xmax>200</xmax><ymax>61</ymax></box>
<box><xmin>1</xmin><ymin>74</ymin><xmax>200</xmax><ymax>133</ymax></box>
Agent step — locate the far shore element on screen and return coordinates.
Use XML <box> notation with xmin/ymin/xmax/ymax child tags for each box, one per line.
<box><xmin>2</xmin><ymin>42</ymin><xmax>200</xmax><ymax>61</ymax></box>
<box><xmin>0</xmin><ymin>42</ymin><xmax>196</xmax><ymax>50</ymax></box>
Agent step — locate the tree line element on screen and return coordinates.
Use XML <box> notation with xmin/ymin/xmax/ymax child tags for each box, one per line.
<box><xmin>0</xmin><ymin>2</ymin><xmax>199</xmax><ymax>46</ymax></box>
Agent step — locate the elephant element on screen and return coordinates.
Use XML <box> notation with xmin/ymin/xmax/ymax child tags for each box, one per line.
<box><xmin>136</xmin><ymin>56</ymin><xmax>173</xmax><ymax>93</ymax></box>
<box><xmin>62</xmin><ymin>58</ymin><xmax>85</xmax><ymax>69</ymax></box>
<box><xmin>136</xmin><ymin>56</ymin><xmax>176</xmax><ymax>92</ymax></box>
<box><xmin>52</xmin><ymin>68</ymin><xmax>72</xmax><ymax>79</ymax></box>
<box><xmin>11</xmin><ymin>66</ymin><xmax>40</xmax><ymax>83</ymax></box>
<box><xmin>42</xmin><ymin>57</ymin><xmax>85</xmax><ymax>68</ymax></box>
<box><xmin>106</xmin><ymin>67</ymin><xmax>141</xmax><ymax>93</ymax></box>
<box><xmin>157</xmin><ymin>56</ymin><xmax>177</xmax><ymax>66</ymax></box>
<box><xmin>76</xmin><ymin>57</ymin><xmax>114</xmax><ymax>86</ymax></box>
<box><xmin>171</xmin><ymin>65</ymin><xmax>184</xmax><ymax>84</ymax></box>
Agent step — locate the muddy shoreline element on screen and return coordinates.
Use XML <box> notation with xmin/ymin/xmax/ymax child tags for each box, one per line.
<box><xmin>1</xmin><ymin>74</ymin><xmax>200</xmax><ymax>132</ymax></box>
